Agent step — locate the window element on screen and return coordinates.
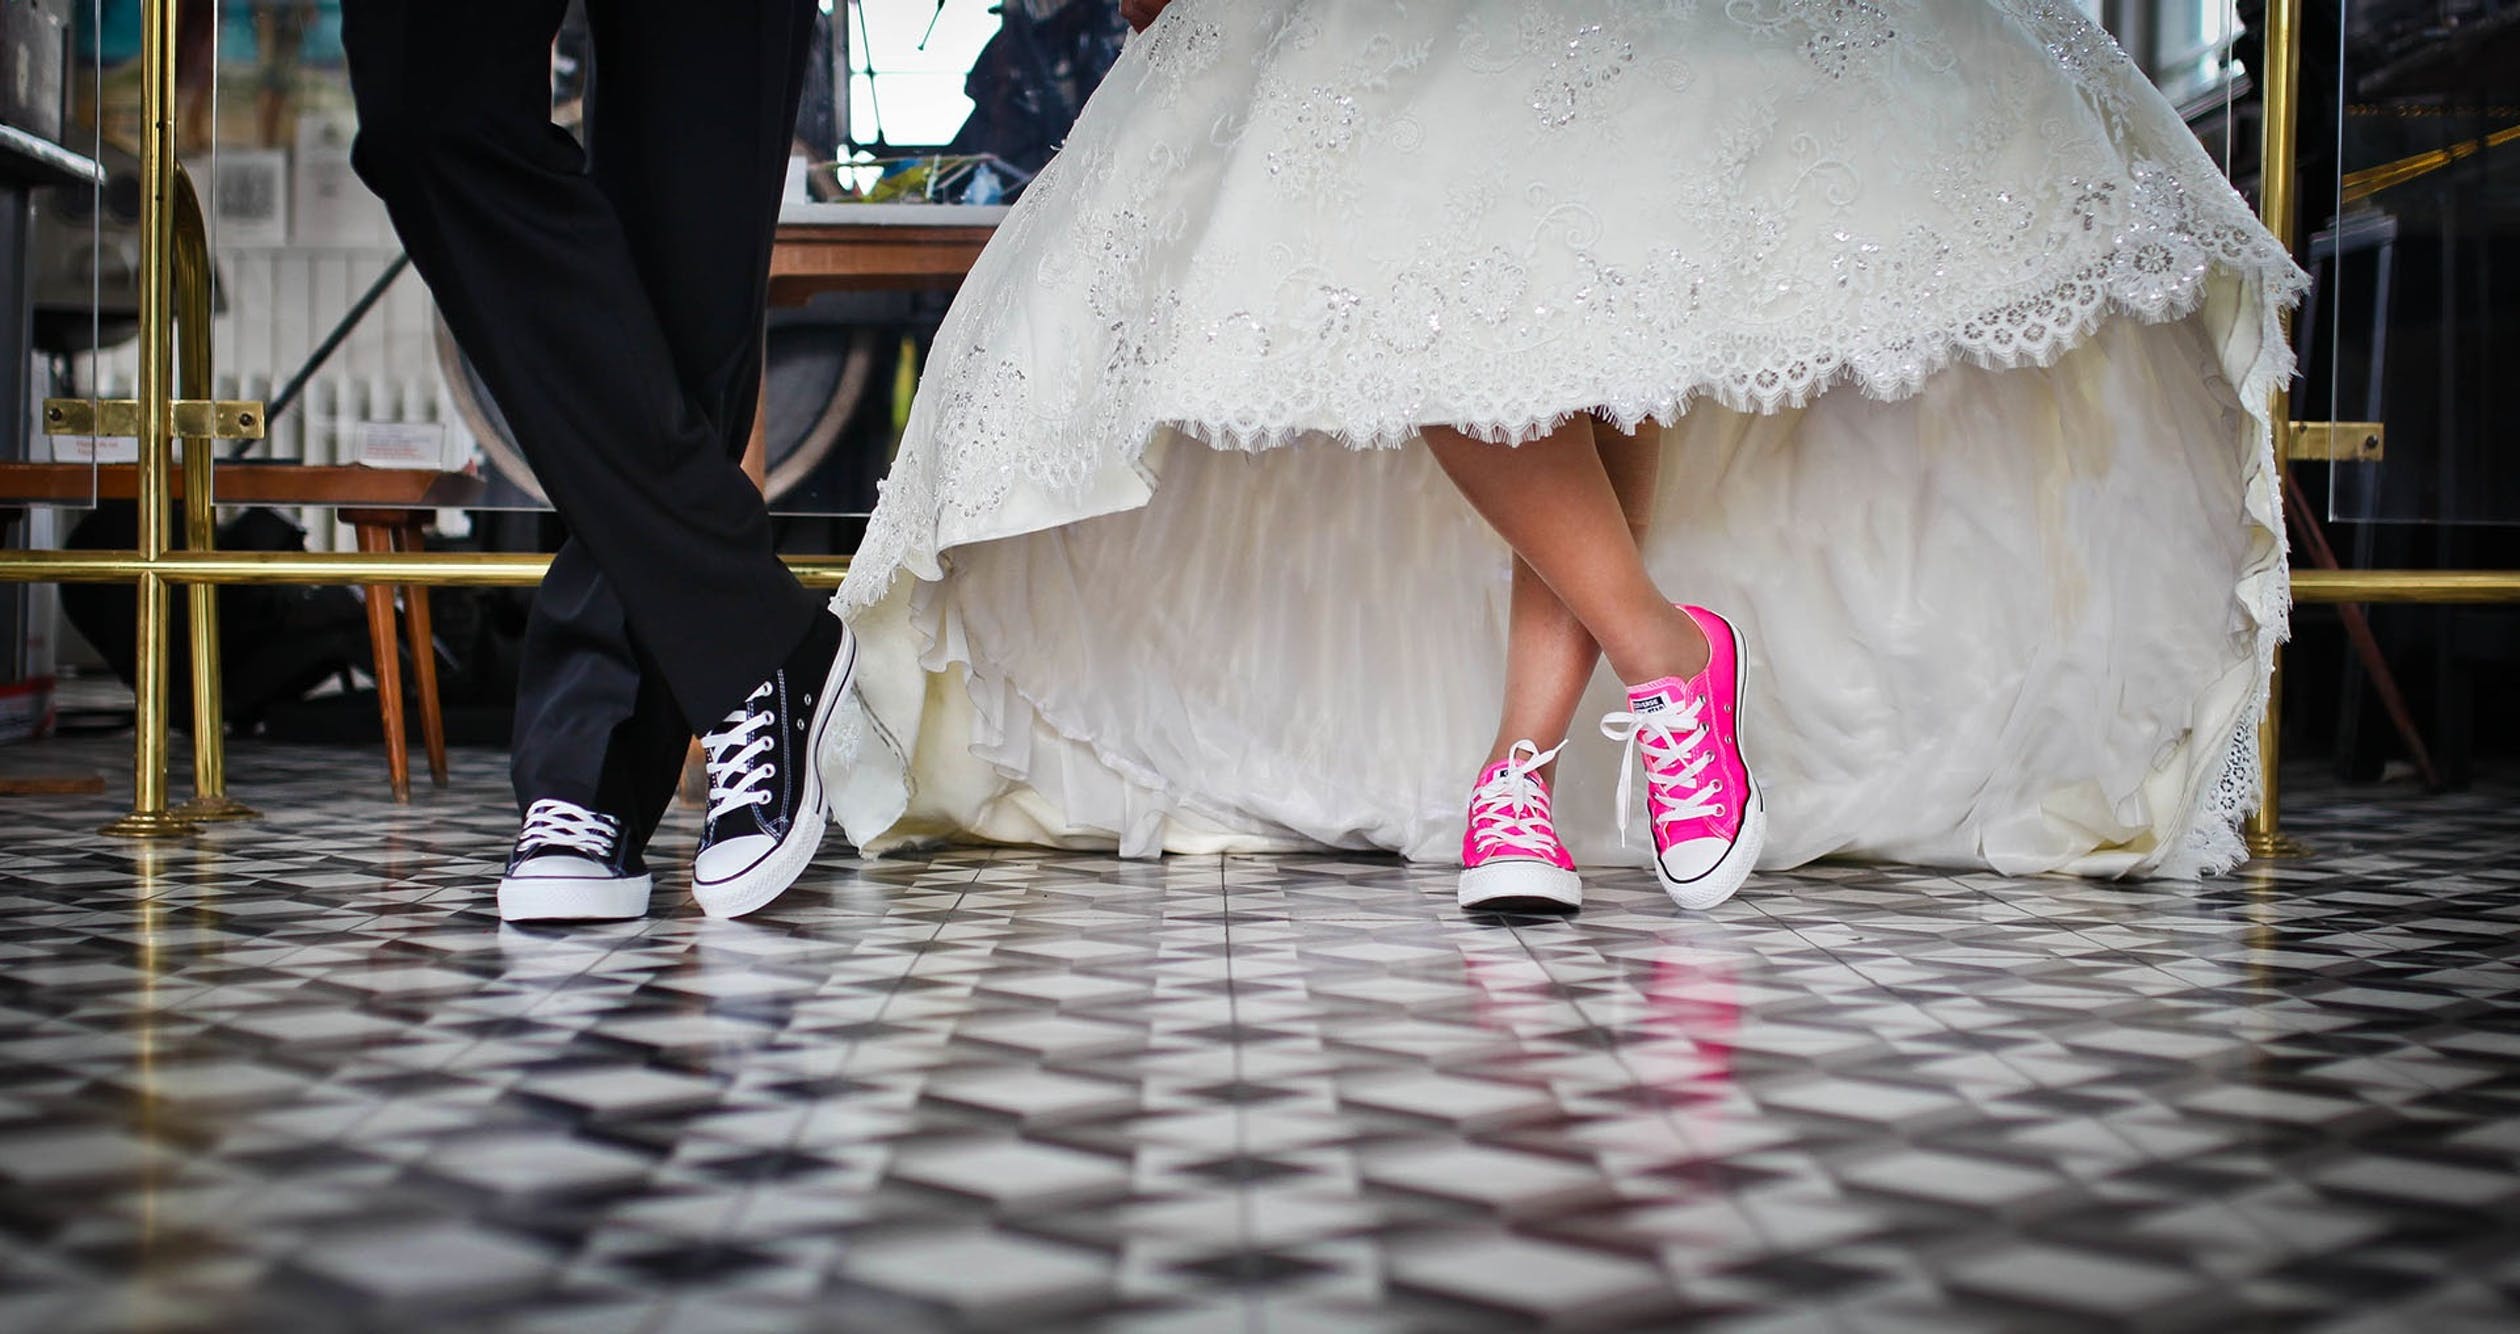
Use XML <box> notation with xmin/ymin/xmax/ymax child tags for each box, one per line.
<box><xmin>2103</xmin><ymin>0</ymin><xmax>2245</xmax><ymax>104</ymax></box>
<box><xmin>835</xmin><ymin>0</ymin><xmax>1003</xmax><ymax>150</ymax></box>
<box><xmin>2151</xmin><ymin>0</ymin><xmax>2243</xmax><ymax>102</ymax></box>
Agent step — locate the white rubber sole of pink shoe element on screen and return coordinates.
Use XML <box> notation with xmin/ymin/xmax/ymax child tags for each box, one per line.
<box><xmin>1654</xmin><ymin>778</ymin><xmax>1764</xmax><ymax>911</ymax></box>
<box><xmin>1458</xmin><ymin>858</ymin><xmax>1583</xmax><ymax>913</ymax></box>
<box><xmin>693</xmin><ymin>807</ymin><xmax>827</xmax><ymax>920</ymax></box>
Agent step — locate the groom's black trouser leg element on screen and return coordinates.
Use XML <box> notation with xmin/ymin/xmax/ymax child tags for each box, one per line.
<box><xmin>341</xmin><ymin>0</ymin><xmax>819</xmax><ymax>848</ymax></box>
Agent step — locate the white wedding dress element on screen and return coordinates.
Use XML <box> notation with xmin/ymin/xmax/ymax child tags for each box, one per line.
<box><xmin>824</xmin><ymin>0</ymin><xmax>2305</xmax><ymax>879</ymax></box>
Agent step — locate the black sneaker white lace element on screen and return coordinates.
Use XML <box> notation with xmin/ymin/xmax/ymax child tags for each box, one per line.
<box><xmin>690</xmin><ymin>612</ymin><xmax>856</xmax><ymax>918</ymax></box>
<box><xmin>497</xmin><ymin>798</ymin><xmax>652</xmax><ymax>922</ymax></box>
<box><xmin>700</xmin><ymin>681</ymin><xmax>794</xmax><ymax>843</ymax></box>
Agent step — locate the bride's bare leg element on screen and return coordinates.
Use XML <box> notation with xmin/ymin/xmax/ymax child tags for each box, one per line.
<box><xmin>1428</xmin><ymin>416</ymin><xmax>1707</xmax><ymax>692</ymax></box>
<box><xmin>1484</xmin><ymin>418</ymin><xmax>1669</xmax><ymax>773</ymax></box>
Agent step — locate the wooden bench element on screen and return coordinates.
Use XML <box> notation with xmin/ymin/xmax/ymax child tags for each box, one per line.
<box><xmin>0</xmin><ymin>462</ymin><xmax>485</xmax><ymax>798</ymax></box>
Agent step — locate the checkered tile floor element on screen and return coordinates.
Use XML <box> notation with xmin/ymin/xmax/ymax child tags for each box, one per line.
<box><xmin>2</xmin><ymin>735</ymin><xmax>2517</xmax><ymax>1331</ymax></box>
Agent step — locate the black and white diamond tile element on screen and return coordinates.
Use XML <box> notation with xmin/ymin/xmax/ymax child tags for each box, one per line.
<box><xmin>1</xmin><ymin>734</ymin><xmax>2518</xmax><ymax>1330</ymax></box>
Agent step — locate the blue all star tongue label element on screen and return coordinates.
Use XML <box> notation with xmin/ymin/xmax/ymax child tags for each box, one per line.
<box><xmin>1634</xmin><ymin>692</ymin><xmax>1677</xmax><ymax>714</ymax></box>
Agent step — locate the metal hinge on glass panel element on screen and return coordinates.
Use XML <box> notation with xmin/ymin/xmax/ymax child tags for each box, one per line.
<box><xmin>40</xmin><ymin>399</ymin><xmax>268</xmax><ymax>440</ymax></box>
<box><xmin>2284</xmin><ymin>421</ymin><xmax>2384</xmax><ymax>463</ymax></box>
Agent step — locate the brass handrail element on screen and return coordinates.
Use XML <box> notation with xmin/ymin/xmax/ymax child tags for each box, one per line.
<box><xmin>0</xmin><ymin>549</ymin><xmax>851</xmax><ymax>587</ymax></box>
<box><xmin>98</xmin><ymin>0</ymin><xmax>186</xmax><ymax>837</ymax></box>
<box><xmin>172</xmin><ymin>164</ymin><xmax>256</xmax><ymax>823</ymax></box>
<box><xmin>2289</xmin><ymin>570</ymin><xmax>2520</xmax><ymax>604</ymax></box>
<box><xmin>2339</xmin><ymin>123</ymin><xmax>2520</xmax><ymax>205</ymax></box>
<box><xmin>2245</xmin><ymin>0</ymin><xmax>2307</xmax><ymax>859</ymax></box>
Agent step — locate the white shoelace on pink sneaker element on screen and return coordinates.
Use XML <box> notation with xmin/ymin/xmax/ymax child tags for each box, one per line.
<box><xmin>1600</xmin><ymin>701</ymin><xmax>1725</xmax><ymax>846</ymax></box>
<box><xmin>1469</xmin><ymin>739</ymin><xmax>1565</xmax><ymax>860</ymax></box>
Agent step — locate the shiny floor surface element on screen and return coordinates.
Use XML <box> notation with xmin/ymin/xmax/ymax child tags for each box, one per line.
<box><xmin>1</xmin><ymin>738</ymin><xmax>2517</xmax><ymax>1332</ymax></box>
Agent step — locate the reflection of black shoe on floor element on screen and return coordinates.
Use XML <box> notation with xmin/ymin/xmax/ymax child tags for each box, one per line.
<box><xmin>692</xmin><ymin>611</ymin><xmax>857</xmax><ymax>920</ymax></box>
<box><xmin>498</xmin><ymin>798</ymin><xmax>653</xmax><ymax>921</ymax></box>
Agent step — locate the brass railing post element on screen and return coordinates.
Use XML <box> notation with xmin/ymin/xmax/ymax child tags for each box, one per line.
<box><xmin>2245</xmin><ymin>0</ymin><xmax>2307</xmax><ymax>860</ymax></box>
<box><xmin>100</xmin><ymin>0</ymin><xmax>195</xmax><ymax>838</ymax></box>
<box><xmin>170</xmin><ymin>165</ymin><xmax>257</xmax><ymax>822</ymax></box>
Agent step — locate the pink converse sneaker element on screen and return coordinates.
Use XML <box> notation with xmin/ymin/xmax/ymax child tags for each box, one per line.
<box><xmin>1599</xmin><ymin>605</ymin><xmax>1765</xmax><ymax>911</ymax></box>
<box><xmin>1459</xmin><ymin>739</ymin><xmax>1583</xmax><ymax>913</ymax></box>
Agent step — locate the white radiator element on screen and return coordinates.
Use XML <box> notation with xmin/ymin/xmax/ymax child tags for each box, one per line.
<box><xmin>71</xmin><ymin>241</ymin><xmax>479</xmax><ymax>551</ymax></box>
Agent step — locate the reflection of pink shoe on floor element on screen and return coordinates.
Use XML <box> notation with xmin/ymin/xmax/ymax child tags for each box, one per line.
<box><xmin>1458</xmin><ymin>739</ymin><xmax>1583</xmax><ymax>913</ymax></box>
<box><xmin>1601</xmin><ymin>605</ymin><xmax>1766</xmax><ymax>911</ymax></box>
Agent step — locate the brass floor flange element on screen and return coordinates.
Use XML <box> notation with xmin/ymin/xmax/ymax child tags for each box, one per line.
<box><xmin>99</xmin><ymin>810</ymin><xmax>201</xmax><ymax>839</ymax></box>
<box><xmin>174</xmin><ymin>796</ymin><xmax>263</xmax><ymax>823</ymax></box>
<box><xmin>2246</xmin><ymin>831</ymin><xmax>2313</xmax><ymax>860</ymax></box>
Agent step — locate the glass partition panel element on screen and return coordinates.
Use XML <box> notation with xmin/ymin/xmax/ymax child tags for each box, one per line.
<box><xmin>24</xmin><ymin>0</ymin><xmax>103</xmax><ymax>516</ymax></box>
<box><xmin>2307</xmin><ymin>0</ymin><xmax>2518</xmax><ymax>526</ymax></box>
<box><xmin>1</xmin><ymin>0</ymin><xmax>100</xmax><ymax>724</ymax></box>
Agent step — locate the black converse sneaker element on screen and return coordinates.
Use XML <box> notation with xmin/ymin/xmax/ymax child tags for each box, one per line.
<box><xmin>499</xmin><ymin>798</ymin><xmax>652</xmax><ymax>922</ymax></box>
<box><xmin>691</xmin><ymin>610</ymin><xmax>857</xmax><ymax>918</ymax></box>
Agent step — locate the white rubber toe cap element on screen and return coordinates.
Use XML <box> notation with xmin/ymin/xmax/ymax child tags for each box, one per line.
<box><xmin>508</xmin><ymin>853</ymin><xmax>610</xmax><ymax>880</ymax></box>
<box><xmin>693</xmin><ymin>834</ymin><xmax>774</xmax><ymax>887</ymax></box>
<box><xmin>1656</xmin><ymin>838</ymin><xmax>1735</xmax><ymax>882</ymax></box>
<box><xmin>1651</xmin><ymin>792</ymin><xmax>1766</xmax><ymax>912</ymax></box>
